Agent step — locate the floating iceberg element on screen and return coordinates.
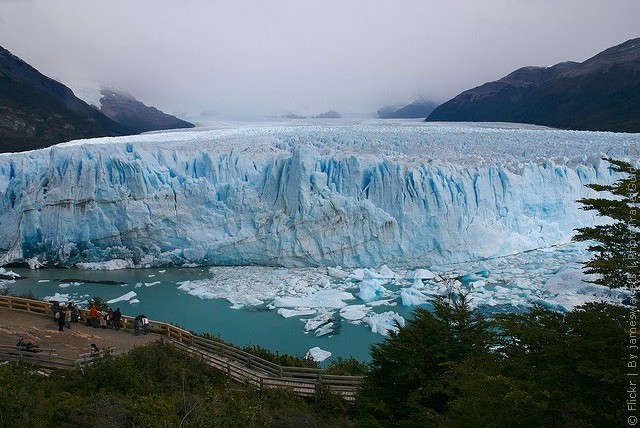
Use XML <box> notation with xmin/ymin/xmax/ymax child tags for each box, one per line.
<box><xmin>277</xmin><ymin>308</ymin><xmax>317</xmax><ymax>318</ymax></box>
<box><xmin>340</xmin><ymin>305</ymin><xmax>369</xmax><ymax>321</ymax></box>
<box><xmin>356</xmin><ymin>281</ymin><xmax>388</xmax><ymax>302</ymax></box>
<box><xmin>305</xmin><ymin>346</ymin><xmax>332</xmax><ymax>362</ymax></box>
<box><xmin>273</xmin><ymin>289</ymin><xmax>354</xmax><ymax>309</ymax></box>
<box><xmin>400</xmin><ymin>286</ymin><xmax>429</xmax><ymax>306</ymax></box>
<box><xmin>364</xmin><ymin>311</ymin><xmax>406</xmax><ymax>336</ymax></box>
<box><xmin>107</xmin><ymin>291</ymin><xmax>137</xmax><ymax>304</ymax></box>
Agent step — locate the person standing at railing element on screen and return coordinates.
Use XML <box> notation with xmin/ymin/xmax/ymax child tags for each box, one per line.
<box><xmin>107</xmin><ymin>308</ymin><xmax>114</xmax><ymax>328</ymax></box>
<box><xmin>68</xmin><ymin>301</ymin><xmax>80</xmax><ymax>323</ymax></box>
<box><xmin>89</xmin><ymin>304</ymin><xmax>99</xmax><ymax>328</ymax></box>
<box><xmin>141</xmin><ymin>315</ymin><xmax>149</xmax><ymax>335</ymax></box>
<box><xmin>113</xmin><ymin>308</ymin><xmax>122</xmax><ymax>331</ymax></box>
<box><xmin>99</xmin><ymin>310</ymin><xmax>107</xmax><ymax>329</ymax></box>
<box><xmin>50</xmin><ymin>301</ymin><xmax>60</xmax><ymax>322</ymax></box>
<box><xmin>56</xmin><ymin>307</ymin><xmax>65</xmax><ymax>331</ymax></box>
<box><xmin>133</xmin><ymin>315</ymin><xmax>141</xmax><ymax>335</ymax></box>
<box><xmin>64</xmin><ymin>304</ymin><xmax>72</xmax><ymax>328</ymax></box>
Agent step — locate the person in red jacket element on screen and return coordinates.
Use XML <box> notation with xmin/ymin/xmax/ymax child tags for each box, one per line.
<box><xmin>89</xmin><ymin>304</ymin><xmax>99</xmax><ymax>328</ymax></box>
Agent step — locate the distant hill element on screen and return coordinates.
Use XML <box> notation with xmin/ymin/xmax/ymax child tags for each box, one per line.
<box><xmin>316</xmin><ymin>110</ymin><xmax>341</xmax><ymax>119</ymax></box>
<box><xmin>427</xmin><ymin>38</ymin><xmax>640</xmax><ymax>133</ymax></box>
<box><xmin>98</xmin><ymin>88</ymin><xmax>194</xmax><ymax>134</ymax></box>
<box><xmin>378</xmin><ymin>99</ymin><xmax>438</xmax><ymax>119</ymax></box>
<box><xmin>0</xmin><ymin>46</ymin><xmax>132</xmax><ymax>153</ymax></box>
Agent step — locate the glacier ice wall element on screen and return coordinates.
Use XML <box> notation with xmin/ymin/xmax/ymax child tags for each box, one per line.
<box><xmin>0</xmin><ymin>122</ymin><xmax>637</xmax><ymax>268</ymax></box>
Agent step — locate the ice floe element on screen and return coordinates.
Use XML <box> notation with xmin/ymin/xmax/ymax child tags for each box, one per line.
<box><xmin>165</xmin><ymin>242</ymin><xmax>630</xmax><ymax>340</ymax></box>
<box><xmin>364</xmin><ymin>311</ymin><xmax>406</xmax><ymax>336</ymax></box>
<box><xmin>76</xmin><ymin>259</ymin><xmax>134</xmax><ymax>270</ymax></box>
<box><xmin>305</xmin><ymin>346</ymin><xmax>331</xmax><ymax>362</ymax></box>
<box><xmin>107</xmin><ymin>291</ymin><xmax>137</xmax><ymax>304</ymax></box>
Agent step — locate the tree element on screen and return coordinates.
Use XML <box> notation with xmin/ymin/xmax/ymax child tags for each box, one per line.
<box><xmin>356</xmin><ymin>292</ymin><xmax>493</xmax><ymax>424</ymax></box>
<box><xmin>574</xmin><ymin>158</ymin><xmax>639</xmax><ymax>290</ymax></box>
<box><xmin>441</xmin><ymin>303</ymin><xmax>628</xmax><ymax>427</ymax></box>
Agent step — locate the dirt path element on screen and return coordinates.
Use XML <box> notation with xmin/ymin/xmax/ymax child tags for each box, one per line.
<box><xmin>0</xmin><ymin>308</ymin><xmax>158</xmax><ymax>359</ymax></box>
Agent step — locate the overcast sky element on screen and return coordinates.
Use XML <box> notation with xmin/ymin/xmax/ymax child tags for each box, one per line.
<box><xmin>1</xmin><ymin>0</ymin><xmax>638</xmax><ymax>117</ymax></box>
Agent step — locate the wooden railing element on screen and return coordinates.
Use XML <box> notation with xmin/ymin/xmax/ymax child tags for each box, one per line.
<box><xmin>0</xmin><ymin>344</ymin><xmax>76</xmax><ymax>369</ymax></box>
<box><xmin>0</xmin><ymin>295</ymin><xmax>363</xmax><ymax>400</ymax></box>
<box><xmin>181</xmin><ymin>336</ymin><xmax>364</xmax><ymax>400</ymax></box>
<box><xmin>0</xmin><ymin>344</ymin><xmax>115</xmax><ymax>370</ymax></box>
<box><xmin>0</xmin><ymin>296</ymin><xmax>50</xmax><ymax>315</ymax></box>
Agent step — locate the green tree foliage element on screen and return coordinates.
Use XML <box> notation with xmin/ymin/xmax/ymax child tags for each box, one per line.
<box><xmin>0</xmin><ymin>342</ymin><xmax>354</xmax><ymax>427</ymax></box>
<box><xmin>357</xmin><ymin>296</ymin><xmax>628</xmax><ymax>427</ymax></box>
<box><xmin>325</xmin><ymin>357</ymin><xmax>369</xmax><ymax>376</ymax></box>
<box><xmin>356</xmin><ymin>293</ymin><xmax>493</xmax><ymax>424</ymax></box>
<box><xmin>442</xmin><ymin>302</ymin><xmax>628</xmax><ymax>427</ymax></box>
<box><xmin>574</xmin><ymin>158</ymin><xmax>639</xmax><ymax>290</ymax></box>
<box><xmin>0</xmin><ymin>300</ymin><xmax>628</xmax><ymax>426</ymax></box>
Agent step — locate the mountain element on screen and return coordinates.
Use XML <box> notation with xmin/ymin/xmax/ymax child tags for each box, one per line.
<box><xmin>0</xmin><ymin>123</ymin><xmax>634</xmax><ymax>268</ymax></box>
<box><xmin>96</xmin><ymin>87</ymin><xmax>194</xmax><ymax>133</ymax></box>
<box><xmin>0</xmin><ymin>46</ymin><xmax>132</xmax><ymax>153</ymax></box>
<box><xmin>316</xmin><ymin>110</ymin><xmax>341</xmax><ymax>119</ymax></box>
<box><xmin>427</xmin><ymin>38</ymin><xmax>640</xmax><ymax>132</ymax></box>
<box><xmin>378</xmin><ymin>99</ymin><xmax>438</xmax><ymax>119</ymax></box>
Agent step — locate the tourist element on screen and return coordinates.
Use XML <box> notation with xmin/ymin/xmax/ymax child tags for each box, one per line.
<box><xmin>99</xmin><ymin>310</ymin><xmax>107</xmax><ymax>329</ymax></box>
<box><xmin>56</xmin><ymin>307</ymin><xmax>65</xmax><ymax>331</ymax></box>
<box><xmin>133</xmin><ymin>315</ymin><xmax>141</xmax><ymax>336</ymax></box>
<box><xmin>113</xmin><ymin>308</ymin><xmax>122</xmax><ymax>331</ymax></box>
<box><xmin>141</xmin><ymin>314</ymin><xmax>149</xmax><ymax>335</ymax></box>
<box><xmin>89</xmin><ymin>303</ymin><xmax>99</xmax><ymax>328</ymax></box>
<box><xmin>50</xmin><ymin>301</ymin><xmax>59</xmax><ymax>322</ymax></box>
<box><xmin>16</xmin><ymin>337</ymin><xmax>27</xmax><ymax>350</ymax></box>
<box><xmin>64</xmin><ymin>304</ymin><xmax>72</xmax><ymax>328</ymax></box>
<box><xmin>68</xmin><ymin>301</ymin><xmax>80</xmax><ymax>323</ymax></box>
<box><xmin>26</xmin><ymin>338</ymin><xmax>39</xmax><ymax>352</ymax></box>
<box><xmin>16</xmin><ymin>337</ymin><xmax>39</xmax><ymax>352</ymax></box>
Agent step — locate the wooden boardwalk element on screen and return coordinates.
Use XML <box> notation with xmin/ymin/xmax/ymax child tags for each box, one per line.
<box><xmin>0</xmin><ymin>296</ymin><xmax>363</xmax><ymax>400</ymax></box>
<box><xmin>173</xmin><ymin>336</ymin><xmax>363</xmax><ymax>401</ymax></box>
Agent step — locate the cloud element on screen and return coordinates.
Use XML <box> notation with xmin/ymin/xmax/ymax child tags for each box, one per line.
<box><xmin>0</xmin><ymin>0</ymin><xmax>638</xmax><ymax>116</ymax></box>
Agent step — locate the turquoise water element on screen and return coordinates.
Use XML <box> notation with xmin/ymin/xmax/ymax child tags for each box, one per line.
<box><xmin>3</xmin><ymin>243</ymin><xmax>621</xmax><ymax>364</ymax></box>
<box><xmin>5</xmin><ymin>267</ymin><xmax>407</xmax><ymax>363</ymax></box>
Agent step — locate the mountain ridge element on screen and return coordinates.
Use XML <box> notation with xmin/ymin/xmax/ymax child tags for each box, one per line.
<box><xmin>0</xmin><ymin>46</ymin><xmax>194</xmax><ymax>153</ymax></box>
<box><xmin>0</xmin><ymin>46</ymin><xmax>133</xmax><ymax>152</ymax></box>
<box><xmin>378</xmin><ymin>98</ymin><xmax>438</xmax><ymax>119</ymax></box>
<box><xmin>98</xmin><ymin>87</ymin><xmax>194</xmax><ymax>133</ymax></box>
<box><xmin>427</xmin><ymin>38</ymin><xmax>640</xmax><ymax>132</ymax></box>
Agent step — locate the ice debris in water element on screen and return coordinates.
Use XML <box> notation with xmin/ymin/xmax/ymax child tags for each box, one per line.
<box><xmin>305</xmin><ymin>347</ymin><xmax>331</xmax><ymax>362</ymax></box>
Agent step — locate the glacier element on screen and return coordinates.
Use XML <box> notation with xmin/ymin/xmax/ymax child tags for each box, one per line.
<box><xmin>0</xmin><ymin>121</ymin><xmax>637</xmax><ymax>268</ymax></box>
